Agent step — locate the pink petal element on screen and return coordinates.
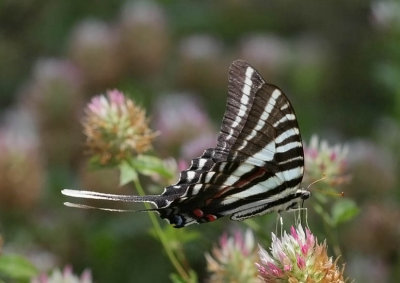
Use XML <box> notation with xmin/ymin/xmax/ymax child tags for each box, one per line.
<box><xmin>107</xmin><ymin>89</ymin><xmax>125</xmax><ymax>106</ymax></box>
<box><xmin>307</xmin><ymin>148</ymin><xmax>318</xmax><ymax>159</ymax></box>
<box><xmin>297</xmin><ymin>256</ymin><xmax>306</xmax><ymax>269</ymax></box>
<box><xmin>301</xmin><ymin>244</ymin><xmax>308</xmax><ymax>256</ymax></box>
<box><xmin>38</xmin><ymin>273</ymin><xmax>49</xmax><ymax>283</ymax></box>
<box><xmin>256</xmin><ymin>263</ymin><xmax>267</xmax><ymax>275</ymax></box>
<box><xmin>177</xmin><ymin>159</ymin><xmax>189</xmax><ymax>171</ymax></box>
<box><xmin>284</xmin><ymin>264</ymin><xmax>292</xmax><ymax>271</ymax></box>
<box><xmin>63</xmin><ymin>265</ymin><xmax>73</xmax><ymax>276</ymax></box>
<box><xmin>267</xmin><ymin>262</ymin><xmax>283</xmax><ymax>277</ymax></box>
<box><xmin>290</xmin><ymin>226</ymin><xmax>298</xmax><ymax>240</ymax></box>
<box><xmin>81</xmin><ymin>269</ymin><xmax>92</xmax><ymax>282</ymax></box>
<box><xmin>234</xmin><ymin>231</ymin><xmax>245</xmax><ymax>252</ymax></box>
<box><xmin>88</xmin><ymin>96</ymin><xmax>104</xmax><ymax>114</ymax></box>
<box><xmin>306</xmin><ymin>228</ymin><xmax>315</xmax><ymax>247</ymax></box>
<box><xmin>219</xmin><ymin>233</ymin><xmax>228</xmax><ymax>249</ymax></box>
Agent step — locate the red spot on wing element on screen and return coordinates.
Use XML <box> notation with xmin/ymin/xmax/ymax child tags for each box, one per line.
<box><xmin>193</xmin><ymin>208</ymin><xmax>204</xmax><ymax>218</ymax></box>
<box><xmin>205</xmin><ymin>214</ymin><xmax>217</xmax><ymax>222</ymax></box>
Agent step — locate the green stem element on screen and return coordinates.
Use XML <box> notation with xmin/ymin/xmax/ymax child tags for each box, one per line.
<box><xmin>132</xmin><ymin>177</ymin><xmax>190</xmax><ymax>281</ymax></box>
<box><xmin>326</xmin><ymin>221</ymin><xmax>342</xmax><ymax>257</ymax></box>
<box><xmin>314</xmin><ymin>202</ymin><xmax>342</xmax><ymax>257</ymax></box>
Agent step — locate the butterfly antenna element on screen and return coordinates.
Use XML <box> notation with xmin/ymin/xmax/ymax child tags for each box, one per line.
<box><xmin>307</xmin><ymin>176</ymin><xmax>345</xmax><ymax>198</ymax></box>
<box><xmin>307</xmin><ymin>175</ymin><xmax>328</xmax><ymax>190</ymax></box>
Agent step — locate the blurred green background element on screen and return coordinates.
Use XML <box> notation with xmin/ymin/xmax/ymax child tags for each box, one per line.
<box><xmin>0</xmin><ymin>0</ymin><xmax>400</xmax><ymax>282</ymax></box>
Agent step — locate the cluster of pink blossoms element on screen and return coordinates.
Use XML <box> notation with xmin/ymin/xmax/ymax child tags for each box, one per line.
<box><xmin>32</xmin><ymin>265</ymin><xmax>92</xmax><ymax>283</ymax></box>
<box><xmin>256</xmin><ymin>224</ymin><xmax>345</xmax><ymax>283</ymax></box>
<box><xmin>206</xmin><ymin>229</ymin><xmax>260</xmax><ymax>283</ymax></box>
<box><xmin>83</xmin><ymin>89</ymin><xmax>156</xmax><ymax>165</ymax></box>
<box><xmin>303</xmin><ymin>135</ymin><xmax>350</xmax><ymax>187</ymax></box>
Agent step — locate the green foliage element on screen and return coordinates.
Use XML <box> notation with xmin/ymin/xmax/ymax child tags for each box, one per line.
<box><xmin>119</xmin><ymin>160</ymin><xmax>138</xmax><ymax>186</ymax></box>
<box><xmin>313</xmin><ymin>196</ymin><xmax>360</xmax><ymax>228</ymax></box>
<box><xmin>130</xmin><ymin>155</ymin><xmax>176</xmax><ymax>181</ymax></box>
<box><xmin>331</xmin><ymin>199</ymin><xmax>359</xmax><ymax>226</ymax></box>
<box><xmin>119</xmin><ymin>155</ymin><xmax>176</xmax><ymax>186</ymax></box>
<box><xmin>0</xmin><ymin>254</ymin><xmax>38</xmax><ymax>281</ymax></box>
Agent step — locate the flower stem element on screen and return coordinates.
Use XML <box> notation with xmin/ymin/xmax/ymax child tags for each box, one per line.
<box><xmin>132</xmin><ymin>177</ymin><xmax>190</xmax><ymax>280</ymax></box>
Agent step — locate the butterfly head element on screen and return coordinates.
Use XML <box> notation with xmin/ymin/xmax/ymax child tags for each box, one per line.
<box><xmin>278</xmin><ymin>188</ymin><xmax>310</xmax><ymax>213</ymax></box>
<box><xmin>298</xmin><ymin>188</ymin><xmax>311</xmax><ymax>200</ymax></box>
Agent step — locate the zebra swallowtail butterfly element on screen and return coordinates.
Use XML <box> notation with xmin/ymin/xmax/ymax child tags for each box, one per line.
<box><xmin>62</xmin><ymin>60</ymin><xmax>310</xmax><ymax>228</ymax></box>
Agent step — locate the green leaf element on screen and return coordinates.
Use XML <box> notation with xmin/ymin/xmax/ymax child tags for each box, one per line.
<box><xmin>331</xmin><ymin>199</ymin><xmax>360</xmax><ymax>226</ymax></box>
<box><xmin>130</xmin><ymin>155</ymin><xmax>175</xmax><ymax>180</ymax></box>
<box><xmin>119</xmin><ymin>161</ymin><xmax>138</xmax><ymax>186</ymax></box>
<box><xmin>0</xmin><ymin>254</ymin><xmax>38</xmax><ymax>280</ymax></box>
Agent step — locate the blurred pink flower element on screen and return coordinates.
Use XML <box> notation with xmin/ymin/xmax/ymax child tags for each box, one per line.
<box><xmin>257</xmin><ymin>224</ymin><xmax>345</xmax><ymax>282</ymax></box>
<box><xmin>83</xmin><ymin>89</ymin><xmax>157</xmax><ymax>165</ymax></box>
<box><xmin>32</xmin><ymin>265</ymin><xmax>92</xmax><ymax>283</ymax></box>
<box><xmin>303</xmin><ymin>135</ymin><xmax>350</xmax><ymax>187</ymax></box>
<box><xmin>238</xmin><ymin>34</ymin><xmax>290</xmax><ymax>80</ymax></box>
<box><xmin>177</xmin><ymin>35</ymin><xmax>227</xmax><ymax>92</ymax></box>
<box><xmin>25</xmin><ymin>58</ymin><xmax>84</xmax><ymax>125</ymax></box>
<box><xmin>206</xmin><ymin>229</ymin><xmax>260</xmax><ymax>283</ymax></box>
<box><xmin>118</xmin><ymin>0</ymin><xmax>169</xmax><ymax>76</ymax></box>
<box><xmin>346</xmin><ymin>140</ymin><xmax>396</xmax><ymax>198</ymax></box>
<box><xmin>345</xmin><ymin>203</ymin><xmax>400</xmax><ymax>259</ymax></box>
<box><xmin>22</xmin><ymin>58</ymin><xmax>84</xmax><ymax>166</ymax></box>
<box><xmin>153</xmin><ymin>94</ymin><xmax>216</xmax><ymax>158</ymax></box>
<box><xmin>181</xmin><ymin>133</ymin><xmax>216</xmax><ymax>160</ymax></box>
<box><xmin>180</xmin><ymin>35</ymin><xmax>223</xmax><ymax>61</ymax></box>
<box><xmin>0</xmin><ymin>108</ymin><xmax>45</xmax><ymax>209</ymax></box>
<box><xmin>69</xmin><ymin>19</ymin><xmax>122</xmax><ymax>88</ymax></box>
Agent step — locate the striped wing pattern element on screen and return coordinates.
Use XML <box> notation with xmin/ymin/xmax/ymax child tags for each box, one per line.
<box><xmin>62</xmin><ymin>60</ymin><xmax>310</xmax><ymax>228</ymax></box>
<box><xmin>156</xmin><ymin>60</ymin><xmax>310</xmax><ymax>227</ymax></box>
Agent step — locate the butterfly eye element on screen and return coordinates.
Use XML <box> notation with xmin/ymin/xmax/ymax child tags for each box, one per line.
<box><xmin>300</xmin><ymin>190</ymin><xmax>311</xmax><ymax>200</ymax></box>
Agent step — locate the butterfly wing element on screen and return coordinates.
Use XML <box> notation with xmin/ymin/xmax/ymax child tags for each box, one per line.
<box><xmin>62</xmin><ymin>60</ymin><xmax>309</xmax><ymax>228</ymax></box>
<box><xmin>157</xmin><ymin>60</ymin><xmax>309</xmax><ymax>227</ymax></box>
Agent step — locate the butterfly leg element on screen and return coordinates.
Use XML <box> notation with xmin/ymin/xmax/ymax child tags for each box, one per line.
<box><xmin>275</xmin><ymin>212</ymin><xmax>284</xmax><ymax>237</ymax></box>
<box><xmin>290</xmin><ymin>207</ymin><xmax>309</xmax><ymax>229</ymax></box>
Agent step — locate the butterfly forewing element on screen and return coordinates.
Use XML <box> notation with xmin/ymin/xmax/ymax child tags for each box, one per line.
<box><xmin>157</xmin><ymin>60</ymin><xmax>308</xmax><ymax>227</ymax></box>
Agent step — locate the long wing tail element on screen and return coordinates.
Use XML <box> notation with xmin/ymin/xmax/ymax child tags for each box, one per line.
<box><xmin>61</xmin><ymin>189</ymin><xmax>163</xmax><ymax>208</ymax></box>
